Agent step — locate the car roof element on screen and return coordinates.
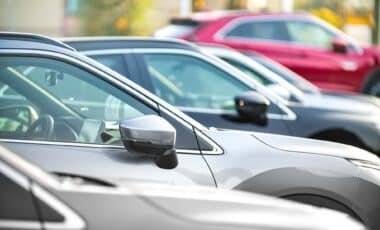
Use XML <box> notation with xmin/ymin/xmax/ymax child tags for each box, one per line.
<box><xmin>0</xmin><ymin>32</ymin><xmax>76</xmax><ymax>53</ymax></box>
<box><xmin>62</xmin><ymin>36</ymin><xmax>200</xmax><ymax>52</ymax></box>
<box><xmin>170</xmin><ymin>10</ymin><xmax>310</xmax><ymax>22</ymax></box>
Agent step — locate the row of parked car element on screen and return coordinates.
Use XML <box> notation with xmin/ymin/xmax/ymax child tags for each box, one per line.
<box><xmin>0</xmin><ymin>11</ymin><xmax>379</xmax><ymax>230</ymax></box>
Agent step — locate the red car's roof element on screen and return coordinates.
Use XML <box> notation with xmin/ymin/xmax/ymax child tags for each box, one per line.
<box><xmin>173</xmin><ymin>10</ymin><xmax>310</xmax><ymax>22</ymax></box>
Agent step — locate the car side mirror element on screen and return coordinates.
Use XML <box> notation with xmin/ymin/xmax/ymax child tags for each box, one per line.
<box><xmin>267</xmin><ymin>84</ymin><xmax>291</xmax><ymax>100</ymax></box>
<box><xmin>331</xmin><ymin>37</ymin><xmax>348</xmax><ymax>54</ymax></box>
<box><xmin>234</xmin><ymin>91</ymin><xmax>270</xmax><ymax>126</ymax></box>
<box><xmin>119</xmin><ymin>115</ymin><xmax>178</xmax><ymax>169</ymax></box>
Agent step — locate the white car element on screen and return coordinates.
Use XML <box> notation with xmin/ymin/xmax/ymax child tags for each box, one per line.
<box><xmin>0</xmin><ymin>144</ymin><xmax>365</xmax><ymax>230</ymax></box>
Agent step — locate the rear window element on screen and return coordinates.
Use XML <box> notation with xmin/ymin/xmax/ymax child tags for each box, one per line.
<box><xmin>154</xmin><ymin>19</ymin><xmax>199</xmax><ymax>38</ymax></box>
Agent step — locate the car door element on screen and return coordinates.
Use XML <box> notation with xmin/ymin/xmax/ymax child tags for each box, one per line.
<box><xmin>215</xmin><ymin>18</ymin><xmax>296</xmax><ymax>66</ymax></box>
<box><xmin>130</xmin><ymin>51</ymin><xmax>290</xmax><ymax>134</ymax></box>
<box><xmin>0</xmin><ymin>53</ymin><xmax>215</xmax><ymax>187</ymax></box>
<box><xmin>283</xmin><ymin>20</ymin><xmax>366</xmax><ymax>92</ymax></box>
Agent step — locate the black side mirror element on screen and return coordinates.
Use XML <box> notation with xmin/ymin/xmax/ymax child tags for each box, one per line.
<box><xmin>119</xmin><ymin>115</ymin><xmax>178</xmax><ymax>169</ymax></box>
<box><xmin>332</xmin><ymin>37</ymin><xmax>348</xmax><ymax>54</ymax></box>
<box><xmin>234</xmin><ymin>91</ymin><xmax>270</xmax><ymax>126</ymax></box>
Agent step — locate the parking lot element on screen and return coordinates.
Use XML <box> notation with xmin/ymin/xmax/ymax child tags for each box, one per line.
<box><xmin>0</xmin><ymin>1</ymin><xmax>379</xmax><ymax>230</ymax></box>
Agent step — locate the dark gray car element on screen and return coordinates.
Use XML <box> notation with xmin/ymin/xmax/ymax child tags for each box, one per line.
<box><xmin>1</xmin><ymin>33</ymin><xmax>380</xmax><ymax>230</ymax></box>
<box><xmin>64</xmin><ymin>37</ymin><xmax>380</xmax><ymax>156</ymax></box>
<box><xmin>4</xmin><ymin>143</ymin><xmax>366</xmax><ymax>230</ymax></box>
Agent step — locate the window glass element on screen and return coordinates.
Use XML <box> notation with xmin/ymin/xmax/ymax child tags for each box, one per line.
<box><xmin>0</xmin><ymin>172</ymin><xmax>38</xmax><ymax>221</ymax></box>
<box><xmin>225</xmin><ymin>20</ymin><xmax>290</xmax><ymax>41</ymax></box>
<box><xmin>0</xmin><ymin>56</ymin><xmax>157</xmax><ymax>145</ymax></box>
<box><xmin>286</xmin><ymin>21</ymin><xmax>334</xmax><ymax>48</ymax></box>
<box><xmin>90</xmin><ymin>54</ymin><xmax>127</xmax><ymax>77</ymax></box>
<box><xmin>142</xmin><ymin>53</ymin><xmax>250</xmax><ymax>110</ymax></box>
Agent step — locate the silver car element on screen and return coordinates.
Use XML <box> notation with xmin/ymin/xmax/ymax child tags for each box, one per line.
<box><xmin>0</xmin><ymin>33</ymin><xmax>380</xmax><ymax>230</ymax></box>
<box><xmin>0</xmin><ymin>144</ymin><xmax>366</xmax><ymax>230</ymax></box>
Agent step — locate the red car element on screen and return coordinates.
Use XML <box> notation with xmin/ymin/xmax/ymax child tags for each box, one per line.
<box><xmin>155</xmin><ymin>11</ymin><xmax>380</xmax><ymax>96</ymax></box>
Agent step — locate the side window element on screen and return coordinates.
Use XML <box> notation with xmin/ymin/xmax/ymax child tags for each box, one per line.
<box><xmin>141</xmin><ymin>53</ymin><xmax>250</xmax><ymax>110</ymax></box>
<box><xmin>286</xmin><ymin>21</ymin><xmax>334</xmax><ymax>48</ymax></box>
<box><xmin>225</xmin><ymin>20</ymin><xmax>290</xmax><ymax>41</ymax></box>
<box><xmin>0</xmin><ymin>172</ymin><xmax>39</xmax><ymax>221</ymax></box>
<box><xmin>0</xmin><ymin>56</ymin><xmax>157</xmax><ymax>145</ymax></box>
<box><xmin>90</xmin><ymin>54</ymin><xmax>127</xmax><ymax>77</ymax></box>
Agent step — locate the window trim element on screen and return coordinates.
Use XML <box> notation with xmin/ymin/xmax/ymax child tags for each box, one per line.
<box><xmin>0</xmin><ymin>160</ymin><xmax>85</xmax><ymax>230</ymax></box>
<box><xmin>0</xmin><ymin>50</ymin><xmax>223</xmax><ymax>155</ymax></box>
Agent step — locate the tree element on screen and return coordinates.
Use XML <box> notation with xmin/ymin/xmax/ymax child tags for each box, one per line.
<box><xmin>295</xmin><ymin>0</ymin><xmax>343</xmax><ymax>28</ymax></box>
<box><xmin>78</xmin><ymin>0</ymin><xmax>152</xmax><ymax>36</ymax></box>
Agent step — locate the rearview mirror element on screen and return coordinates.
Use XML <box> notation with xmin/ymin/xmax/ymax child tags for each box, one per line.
<box><xmin>234</xmin><ymin>91</ymin><xmax>270</xmax><ymax>126</ymax></box>
<box><xmin>119</xmin><ymin>115</ymin><xmax>178</xmax><ymax>169</ymax></box>
<box><xmin>331</xmin><ymin>37</ymin><xmax>348</xmax><ymax>54</ymax></box>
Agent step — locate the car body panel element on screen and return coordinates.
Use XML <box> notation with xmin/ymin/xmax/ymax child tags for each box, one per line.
<box><xmin>1</xmin><ymin>144</ymin><xmax>366</xmax><ymax>230</ymax></box>
<box><xmin>1</xmin><ymin>141</ymin><xmax>216</xmax><ymax>187</ymax></box>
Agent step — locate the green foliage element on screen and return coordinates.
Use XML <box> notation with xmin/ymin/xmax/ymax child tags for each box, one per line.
<box><xmin>295</xmin><ymin>0</ymin><xmax>341</xmax><ymax>12</ymax></box>
<box><xmin>226</xmin><ymin>0</ymin><xmax>247</xmax><ymax>9</ymax></box>
<box><xmin>295</xmin><ymin>0</ymin><xmax>343</xmax><ymax>28</ymax></box>
<box><xmin>78</xmin><ymin>0</ymin><xmax>152</xmax><ymax>36</ymax></box>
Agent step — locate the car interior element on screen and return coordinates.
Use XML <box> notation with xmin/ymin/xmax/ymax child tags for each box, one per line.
<box><xmin>0</xmin><ymin>57</ymin><xmax>153</xmax><ymax>145</ymax></box>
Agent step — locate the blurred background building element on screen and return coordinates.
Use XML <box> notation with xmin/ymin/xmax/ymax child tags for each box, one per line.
<box><xmin>0</xmin><ymin>0</ymin><xmax>378</xmax><ymax>44</ymax></box>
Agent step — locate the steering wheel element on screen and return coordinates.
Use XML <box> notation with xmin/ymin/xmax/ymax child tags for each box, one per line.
<box><xmin>24</xmin><ymin>115</ymin><xmax>55</xmax><ymax>140</ymax></box>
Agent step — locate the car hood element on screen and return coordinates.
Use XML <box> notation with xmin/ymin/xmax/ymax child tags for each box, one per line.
<box><xmin>126</xmin><ymin>182</ymin><xmax>364</xmax><ymax>230</ymax></box>
<box><xmin>321</xmin><ymin>91</ymin><xmax>380</xmax><ymax>107</ymax></box>
<box><xmin>253</xmin><ymin>132</ymin><xmax>380</xmax><ymax>163</ymax></box>
<box><xmin>302</xmin><ymin>92</ymin><xmax>380</xmax><ymax>114</ymax></box>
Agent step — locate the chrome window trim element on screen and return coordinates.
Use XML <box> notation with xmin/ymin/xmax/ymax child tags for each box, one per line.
<box><xmin>0</xmin><ymin>161</ymin><xmax>85</xmax><ymax>230</ymax></box>
<box><xmin>0</xmin><ymin>49</ymin><xmax>221</xmax><ymax>154</ymax></box>
<box><xmin>179</xmin><ymin>105</ymin><xmax>296</xmax><ymax>121</ymax></box>
<box><xmin>83</xmin><ymin>49</ymin><xmax>134</xmax><ymax>56</ymax></box>
<box><xmin>0</xmin><ymin>138</ymin><xmax>221</xmax><ymax>155</ymax></box>
<box><xmin>83</xmin><ymin>48</ymin><xmax>295</xmax><ymax>119</ymax></box>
